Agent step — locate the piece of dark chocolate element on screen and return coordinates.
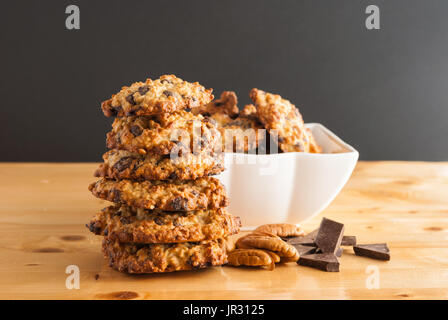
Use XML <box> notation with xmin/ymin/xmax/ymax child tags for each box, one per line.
<box><xmin>292</xmin><ymin>244</ymin><xmax>317</xmax><ymax>256</ymax></box>
<box><xmin>297</xmin><ymin>253</ymin><xmax>340</xmax><ymax>272</ymax></box>
<box><xmin>353</xmin><ymin>243</ymin><xmax>390</xmax><ymax>261</ymax></box>
<box><xmin>315</xmin><ymin>218</ymin><xmax>345</xmax><ymax>254</ymax></box>
<box><xmin>341</xmin><ymin>236</ymin><xmax>357</xmax><ymax>246</ymax></box>
<box><xmin>286</xmin><ymin>229</ymin><xmax>319</xmax><ymax>246</ymax></box>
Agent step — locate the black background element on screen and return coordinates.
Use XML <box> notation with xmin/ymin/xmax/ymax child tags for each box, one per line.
<box><xmin>1</xmin><ymin>0</ymin><xmax>447</xmax><ymax>162</ymax></box>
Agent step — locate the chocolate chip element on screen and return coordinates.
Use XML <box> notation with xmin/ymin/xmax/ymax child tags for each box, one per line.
<box><xmin>170</xmin><ymin>197</ymin><xmax>189</xmax><ymax>211</ymax></box>
<box><xmin>113</xmin><ymin>157</ymin><xmax>133</xmax><ymax>172</ymax></box>
<box><xmin>161</xmin><ymin>79</ymin><xmax>173</xmax><ymax>84</ymax></box>
<box><xmin>168</xmin><ymin>172</ymin><xmax>178</xmax><ymax>180</ymax></box>
<box><xmin>120</xmin><ymin>217</ymin><xmax>131</xmax><ymax>225</ymax></box>
<box><xmin>110</xmin><ymin>105</ymin><xmax>123</xmax><ymax>116</ymax></box>
<box><xmin>86</xmin><ymin>223</ymin><xmax>102</xmax><ymax>235</ymax></box>
<box><xmin>126</xmin><ymin>93</ymin><xmax>136</xmax><ymax>105</ymax></box>
<box><xmin>163</xmin><ymin>90</ymin><xmax>174</xmax><ymax>97</ymax></box>
<box><xmin>129</xmin><ymin>125</ymin><xmax>143</xmax><ymax>137</ymax></box>
<box><xmin>111</xmin><ymin>189</ymin><xmax>121</xmax><ymax>203</ymax></box>
<box><xmin>103</xmin><ymin>227</ymin><xmax>109</xmax><ymax>236</ymax></box>
<box><xmin>185</xmin><ymin>108</ymin><xmax>191</xmax><ymax>112</ymax></box>
<box><xmin>126</xmin><ymin>107</ymin><xmax>139</xmax><ymax>116</ymax></box>
<box><xmin>214</xmin><ymin>102</ymin><xmax>223</xmax><ymax>106</ymax></box>
<box><xmin>154</xmin><ymin>217</ymin><xmax>164</xmax><ymax>226</ymax></box>
<box><xmin>138</xmin><ymin>85</ymin><xmax>149</xmax><ymax>95</ymax></box>
<box><xmin>129</xmin><ymin>246</ymin><xmax>137</xmax><ymax>254</ymax></box>
<box><xmin>294</xmin><ymin>141</ymin><xmax>304</xmax><ymax>150</ymax></box>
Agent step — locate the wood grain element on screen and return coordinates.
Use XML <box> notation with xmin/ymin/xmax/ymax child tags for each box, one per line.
<box><xmin>0</xmin><ymin>161</ymin><xmax>447</xmax><ymax>300</ymax></box>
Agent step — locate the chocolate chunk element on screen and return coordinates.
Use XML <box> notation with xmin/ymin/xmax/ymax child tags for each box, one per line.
<box><xmin>292</xmin><ymin>244</ymin><xmax>317</xmax><ymax>256</ymax></box>
<box><xmin>103</xmin><ymin>227</ymin><xmax>109</xmax><ymax>236</ymax></box>
<box><xmin>170</xmin><ymin>197</ymin><xmax>188</xmax><ymax>211</ymax></box>
<box><xmin>315</xmin><ymin>218</ymin><xmax>345</xmax><ymax>254</ymax></box>
<box><xmin>120</xmin><ymin>217</ymin><xmax>131</xmax><ymax>225</ymax></box>
<box><xmin>153</xmin><ymin>217</ymin><xmax>164</xmax><ymax>226</ymax></box>
<box><xmin>113</xmin><ymin>157</ymin><xmax>133</xmax><ymax>172</ymax></box>
<box><xmin>86</xmin><ymin>222</ymin><xmax>101</xmax><ymax>235</ymax></box>
<box><xmin>297</xmin><ymin>253</ymin><xmax>340</xmax><ymax>272</ymax></box>
<box><xmin>163</xmin><ymin>90</ymin><xmax>174</xmax><ymax>97</ymax></box>
<box><xmin>353</xmin><ymin>244</ymin><xmax>390</xmax><ymax>261</ymax></box>
<box><xmin>168</xmin><ymin>172</ymin><xmax>178</xmax><ymax>180</ymax></box>
<box><xmin>111</xmin><ymin>189</ymin><xmax>121</xmax><ymax>203</ymax></box>
<box><xmin>126</xmin><ymin>107</ymin><xmax>140</xmax><ymax>116</ymax></box>
<box><xmin>286</xmin><ymin>229</ymin><xmax>318</xmax><ymax>246</ymax></box>
<box><xmin>341</xmin><ymin>236</ymin><xmax>357</xmax><ymax>246</ymax></box>
<box><xmin>110</xmin><ymin>105</ymin><xmax>123</xmax><ymax>116</ymax></box>
<box><xmin>126</xmin><ymin>93</ymin><xmax>136</xmax><ymax>105</ymax></box>
<box><xmin>129</xmin><ymin>125</ymin><xmax>143</xmax><ymax>137</ymax></box>
<box><xmin>138</xmin><ymin>85</ymin><xmax>149</xmax><ymax>95</ymax></box>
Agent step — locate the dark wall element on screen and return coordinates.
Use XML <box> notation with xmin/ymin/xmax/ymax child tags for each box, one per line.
<box><xmin>1</xmin><ymin>0</ymin><xmax>447</xmax><ymax>161</ymax></box>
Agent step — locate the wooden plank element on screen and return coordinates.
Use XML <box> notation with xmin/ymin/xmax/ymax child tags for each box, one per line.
<box><xmin>0</xmin><ymin>161</ymin><xmax>447</xmax><ymax>299</ymax></box>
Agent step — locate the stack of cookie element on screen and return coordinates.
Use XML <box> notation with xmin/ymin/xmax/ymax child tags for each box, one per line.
<box><xmin>87</xmin><ymin>74</ymin><xmax>241</xmax><ymax>273</ymax></box>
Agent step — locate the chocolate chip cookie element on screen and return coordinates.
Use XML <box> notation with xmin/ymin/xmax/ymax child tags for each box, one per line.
<box><xmin>193</xmin><ymin>92</ymin><xmax>264</xmax><ymax>153</ymax></box>
<box><xmin>88</xmin><ymin>177</ymin><xmax>229</xmax><ymax>211</ymax></box>
<box><xmin>101</xmin><ymin>74</ymin><xmax>214</xmax><ymax>117</ymax></box>
<box><xmin>94</xmin><ymin>149</ymin><xmax>224</xmax><ymax>181</ymax></box>
<box><xmin>102</xmin><ymin>237</ymin><xmax>228</xmax><ymax>273</ymax></box>
<box><xmin>106</xmin><ymin>110</ymin><xmax>221</xmax><ymax>155</ymax></box>
<box><xmin>87</xmin><ymin>205</ymin><xmax>241</xmax><ymax>243</ymax></box>
<box><xmin>250</xmin><ymin>88</ymin><xmax>321</xmax><ymax>153</ymax></box>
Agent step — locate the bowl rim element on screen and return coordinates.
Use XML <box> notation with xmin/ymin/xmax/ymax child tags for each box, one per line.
<box><xmin>223</xmin><ymin>122</ymin><xmax>359</xmax><ymax>158</ymax></box>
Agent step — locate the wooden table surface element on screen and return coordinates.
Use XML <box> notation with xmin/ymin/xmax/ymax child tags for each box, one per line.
<box><xmin>0</xmin><ymin>161</ymin><xmax>447</xmax><ymax>300</ymax></box>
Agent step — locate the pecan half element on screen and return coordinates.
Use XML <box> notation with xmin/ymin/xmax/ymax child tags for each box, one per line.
<box><xmin>236</xmin><ymin>233</ymin><xmax>300</xmax><ymax>262</ymax></box>
<box><xmin>254</xmin><ymin>223</ymin><xmax>305</xmax><ymax>238</ymax></box>
<box><xmin>227</xmin><ymin>249</ymin><xmax>275</xmax><ymax>270</ymax></box>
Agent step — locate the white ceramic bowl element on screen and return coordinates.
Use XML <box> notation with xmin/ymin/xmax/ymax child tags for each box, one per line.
<box><xmin>216</xmin><ymin>123</ymin><xmax>359</xmax><ymax>228</ymax></box>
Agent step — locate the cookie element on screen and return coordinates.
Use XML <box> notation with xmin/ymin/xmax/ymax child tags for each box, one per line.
<box><xmin>87</xmin><ymin>205</ymin><xmax>241</xmax><ymax>243</ymax></box>
<box><xmin>94</xmin><ymin>149</ymin><xmax>224</xmax><ymax>181</ymax></box>
<box><xmin>193</xmin><ymin>92</ymin><xmax>264</xmax><ymax>153</ymax></box>
<box><xmin>192</xmin><ymin>91</ymin><xmax>239</xmax><ymax>118</ymax></box>
<box><xmin>240</xmin><ymin>104</ymin><xmax>257</xmax><ymax>117</ymax></box>
<box><xmin>102</xmin><ymin>237</ymin><xmax>228</xmax><ymax>273</ymax></box>
<box><xmin>250</xmin><ymin>88</ymin><xmax>321</xmax><ymax>153</ymax></box>
<box><xmin>106</xmin><ymin>110</ymin><xmax>221</xmax><ymax>156</ymax></box>
<box><xmin>101</xmin><ymin>74</ymin><xmax>214</xmax><ymax>117</ymax></box>
<box><xmin>217</xmin><ymin>115</ymin><xmax>264</xmax><ymax>153</ymax></box>
<box><xmin>88</xmin><ymin>177</ymin><xmax>229</xmax><ymax>211</ymax></box>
